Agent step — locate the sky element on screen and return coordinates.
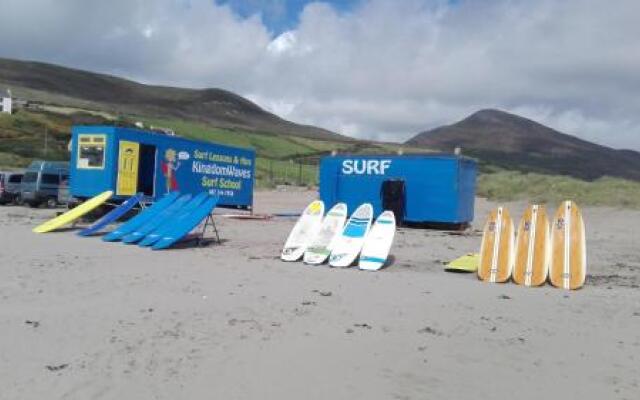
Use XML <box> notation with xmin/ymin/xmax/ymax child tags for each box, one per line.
<box><xmin>0</xmin><ymin>0</ymin><xmax>638</xmax><ymax>150</ymax></box>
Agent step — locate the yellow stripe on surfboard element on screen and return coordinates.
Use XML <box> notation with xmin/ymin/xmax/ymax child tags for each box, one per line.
<box><xmin>33</xmin><ymin>190</ymin><xmax>114</xmax><ymax>233</ymax></box>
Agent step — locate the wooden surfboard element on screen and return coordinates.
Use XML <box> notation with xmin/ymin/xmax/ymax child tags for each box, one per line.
<box><xmin>513</xmin><ymin>204</ymin><xmax>550</xmax><ymax>287</ymax></box>
<box><xmin>549</xmin><ymin>201</ymin><xmax>586</xmax><ymax>290</ymax></box>
<box><xmin>478</xmin><ymin>207</ymin><xmax>514</xmax><ymax>283</ymax></box>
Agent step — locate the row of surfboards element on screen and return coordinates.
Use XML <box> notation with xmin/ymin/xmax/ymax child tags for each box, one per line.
<box><xmin>478</xmin><ymin>200</ymin><xmax>586</xmax><ymax>290</ymax></box>
<box><xmin>280</xmin><ymin>200</ymin><xmax>396</xmax><ymax>270</ymax></box>
<box><xmin>32</xmin><ymin>191</ymin><xmax>219</xmax><ymax>250</ymax></box>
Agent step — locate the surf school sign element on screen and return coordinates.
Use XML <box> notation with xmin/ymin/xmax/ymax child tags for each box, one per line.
<box><xmin>167</xmin><ymin>145</ymin><xmax>254</xmax><ymax>206</ymax></box>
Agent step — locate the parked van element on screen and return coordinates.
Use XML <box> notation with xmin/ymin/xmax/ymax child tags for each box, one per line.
<box><xmin>0</xmin><ymin>171</ymin><xmax>24</xmax><ymax>204</ymax></box>
<box><xmin>20</xmin><ymin>161</ymin><xmax>69</xmax><ymax>207</ymax></box>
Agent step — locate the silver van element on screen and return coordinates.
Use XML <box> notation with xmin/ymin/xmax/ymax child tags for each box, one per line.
<box><xmin>0</xmin><ymin>171</ymin><xmax>24</xmax><ymax>204</ymax></box>
<box><xmin>19</xmin><ymin>161</ymin><xmax>69</xmax><ymax>208</ymax></box>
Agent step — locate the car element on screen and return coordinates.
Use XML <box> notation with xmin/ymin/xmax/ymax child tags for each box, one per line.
<box><xmin>19</xmin><ymin>161</ymin><xmax>69</xmax><ymax>208</ymax></box>
<box><xmin>0</xmin><ymin>171</ymin><xmax>24</xmax><ymax>204</ymax></box>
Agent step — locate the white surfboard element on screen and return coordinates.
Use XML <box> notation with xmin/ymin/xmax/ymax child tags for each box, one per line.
<box><xmin>359</xmin><ymin>210</ymin><xmax>396</xmax><ymax>271</ymax></box>
<box><xmin>281</xmin><ymin>200</ymin><xmax>324</xmax><ymax>262</ymax></box>
<box><xmin>329</xmin><ymin>203</ymin><xmax>373</xmax><ymax>268</ymax></box>
<box><xmin>303</xmin><ymin>203</ymin><xmax>348</xmax><ymax>265</ymax></box>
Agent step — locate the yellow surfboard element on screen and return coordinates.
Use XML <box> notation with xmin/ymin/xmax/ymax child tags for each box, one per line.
<box><xmin>513</xmin><ymin>204</ymin><xmax>550</xmax><ymax>287</ymax></box>
<box><xmin>445</xmin><ymin>253</ymin><xmax>479</xmax><ymax>272</ymax></box>
<box><xmin>478</xmin><ymin>207</ymin><xmax>514</xmax><ymax>283</ymax></box>
<box><xmin>33</xmin><ymin>190</ymin><xmax>113</xmax><ymax>233</ymax></box>
<box><xmin>549</xmin><ymin>200</ymin><xmax>586</xmax><ymax>290</ymax></box>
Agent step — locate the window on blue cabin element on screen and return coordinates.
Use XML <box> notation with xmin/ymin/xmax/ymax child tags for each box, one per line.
<box><xmin>77</xmin><ymin>134</ymin><xmax>106</xmax><ymax>169</ymax></box>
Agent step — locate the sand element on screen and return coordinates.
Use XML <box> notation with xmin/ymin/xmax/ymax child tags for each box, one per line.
<box><xmin>0</xmin><ymin>191</ymin><xmax>639</xmax><ymax>399</ymax></box>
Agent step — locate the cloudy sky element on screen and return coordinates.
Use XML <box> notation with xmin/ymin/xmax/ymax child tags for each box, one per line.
<box><xmin>0</xmin><ymin>0</ymin><xmax>638</xmax><ymax>150</ymax></box>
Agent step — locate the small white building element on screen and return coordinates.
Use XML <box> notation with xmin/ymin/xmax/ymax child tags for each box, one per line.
<box><xmin>1</xmin><ymin>96</ymin><xmax>11</xmax><ymax>114</ymax></box>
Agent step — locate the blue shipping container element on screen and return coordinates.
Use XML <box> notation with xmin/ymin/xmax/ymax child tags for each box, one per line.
<box><xmin>69</xmin><ymin>126</ymin><xmax>255</xmax><ymax>208</ymax></box>
<box><xmin>319</xmin><ymin>154</ymin><xmax>477</xmax><ymax>224</ymax></box>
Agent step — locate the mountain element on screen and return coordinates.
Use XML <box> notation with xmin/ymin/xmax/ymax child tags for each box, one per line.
<box><xmin>0</xmin><ymin>57</ymin><xmax>348</xmax><ymax>141</ymax></box>
<box><xmin>406</xmin><ymin>109</ymin><xmax>640</xmax><ymax>181</ymax></box>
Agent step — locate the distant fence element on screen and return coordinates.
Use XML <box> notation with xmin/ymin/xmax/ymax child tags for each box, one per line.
<box><xmin>255</xmin><ymin>158</ymin><xmax>320</xmax><ymax>187</ymax></box>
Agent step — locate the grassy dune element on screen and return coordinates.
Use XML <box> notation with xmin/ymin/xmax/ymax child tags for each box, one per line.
<box><xmin>478</xmin><ymin>171</ymin><xmax>640</xmax><ymax>209</ymax></box>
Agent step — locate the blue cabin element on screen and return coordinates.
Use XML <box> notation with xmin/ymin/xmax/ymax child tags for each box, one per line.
<box><xmin>69</xmin><ymin>126</ymin><xmax>255</xmax><ymax>208</ymax></box>
<box><xmin>319</xmin><ymin>154</ymin><xmax>477</xmax><ymax>224</ymax></box>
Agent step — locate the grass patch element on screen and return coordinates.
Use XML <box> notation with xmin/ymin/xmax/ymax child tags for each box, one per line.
<box><xmin>255</xmin><ymin>158</ymin><xmax>318</xmax><ymax>188</ymax></box>
<box><xmin>478</xmin><ymin>171</ymin><xmax>640</xmax><ymax>209</ymax></box>
<box><xmin>137</xmin><ymin>117</ymin><xmax>331</xmax><ymax>158</ymax></box>
<box><xmin>0</xmin><ymin>111</ymin><xmax>71</xmax><ymax>162</ymax></box>
<box><xmin>0</xmin><ymin>151</ymin><xmax>31</xmax><ymax>169</ymax></box>
<box><xmin>134</xmin><ymin>116</ymin><xmax>421</xmax><ymax>160</ymax></box>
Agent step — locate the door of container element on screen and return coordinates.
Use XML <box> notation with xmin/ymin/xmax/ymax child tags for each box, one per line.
<box><xmin>137</xmin><ymin>144</ymin><xmax>156</xmax><ymax>197</ymax></box>
<box><xmin>116</xmin><ymin>140</ymin><xmax>140</xmax><ymax>196</ymax></box>
<box><xmin>381</xmin><ymin>179</ymin><xmax>406</xmax><ymax>225</ymax></box>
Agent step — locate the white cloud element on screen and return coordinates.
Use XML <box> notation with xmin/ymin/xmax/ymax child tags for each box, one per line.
<box><xmin>0</xmin><ymin>0</ymin><xmax>639</xmax><ymax>150</ymax></box>
<box><xmin>267</xmin><ymin>31</ymin><xmax>296</xmax><ymax>55</ymax></box>
<box><xmin>509</xmin><ymin>105</ymin><xmax>640</xmax><ymax>150</ymax></box>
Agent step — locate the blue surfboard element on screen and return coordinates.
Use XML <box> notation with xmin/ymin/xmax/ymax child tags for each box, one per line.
<box><xmin>138</xmin><ymin>192</ymin><xmax>209</xmax><ymax>247</ymax></box>
<box><xmin>78</xmin><ymin>193</ymin><xmax>143</xmax><ymax>237</ymax></box>
<box><xmin>122</xmin><ymin>194</ymin><xmax>192</xmax><ymax>244</ymax></box>
<box><xmin>103</xmin><ymin>192</ymin><xmax>180</xmax><ymax>242</ymax></box>
<box><xmin>152</xmin><ymin>196</ymin><xmax>219</xmax><ymax>250</ymax></box>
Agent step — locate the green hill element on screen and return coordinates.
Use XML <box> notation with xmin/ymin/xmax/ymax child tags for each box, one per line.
<box><xmin>0</xmin><ymin>57</ymin><xmax>415</xmax><ymax>186</ymax></box>
<box><xmin>407</xmin><ymin>109</ymin><xmax>640</xmax><ymax>182</ymax></box>
<box><xmin>0</xmin><ymin>57</ymin><xmax>349</xmax><ymax>141</ymax></box>
<box><xmin>2</xmin><ymin>58</ymin><xmax>640</xmax><ymax>208</ymax></box>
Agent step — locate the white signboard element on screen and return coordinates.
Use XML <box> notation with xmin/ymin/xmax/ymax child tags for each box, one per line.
<box><xmin>1</xmin><ymin>97</ymin><xmax>12</xmax><ymax>114</ymax></box>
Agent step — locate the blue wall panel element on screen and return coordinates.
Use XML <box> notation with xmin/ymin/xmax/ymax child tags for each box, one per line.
<box><xmin>69</xmin><ymin>126</ymin><xmax>255</xmax><ymax>208</ymax></box>
<box><xmin>319</xmin><ymin>155</ymin><xmax>477</xmax><ymax>224</ymax></box>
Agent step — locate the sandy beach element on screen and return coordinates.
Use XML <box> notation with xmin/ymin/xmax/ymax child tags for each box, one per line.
<box><xmin>1</xmin><ymin>190</ymin><xmax>639</xmax><ymax>400</ymax></box>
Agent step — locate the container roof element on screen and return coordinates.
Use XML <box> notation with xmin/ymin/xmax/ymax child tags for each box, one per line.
<box><xmin>320</xmin><ymin>153</ymin><xmax>476</xmax><ymax>162</ymax></box>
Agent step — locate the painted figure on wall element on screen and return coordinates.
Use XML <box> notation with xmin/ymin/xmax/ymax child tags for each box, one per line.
<box><xmin>161</xmin><ymin>148</ymin><xmax>180</xmax><ymax>192</ymax></box>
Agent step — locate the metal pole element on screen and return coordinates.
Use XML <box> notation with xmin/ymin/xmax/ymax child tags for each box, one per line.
<box><xmin>269</xmin><ymin>159</ymin><xmax>273</xmax><ymax>184</ymax></box>
<box><xmin>44</xmin><ymin>127</ymin><xmax>48</xmax><ymax>156</ymax></box>
<box><xmin>284</xmin><ymin>161</ymin><xmax>288</xmax><ymax>184</ymax></box>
